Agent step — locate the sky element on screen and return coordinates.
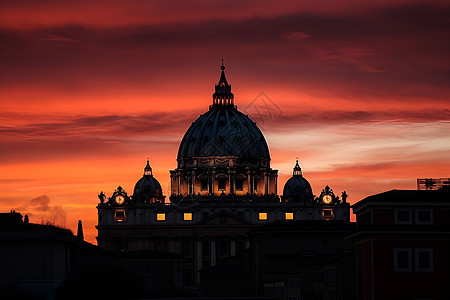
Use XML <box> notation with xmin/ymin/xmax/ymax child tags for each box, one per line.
<box><xmin>1</xmin><ymin>0</ymin><xmax>449</xmax><ymax>244</ymax></box>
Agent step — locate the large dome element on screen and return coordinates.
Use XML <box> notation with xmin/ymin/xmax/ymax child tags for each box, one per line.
<box><xmin>177</xmin><ymin>64</ymin><xmax>270</xmax><ymax>162</ymax></box>
<box><xmin>178</xmin><ymin>106</ymin><xmax>270</xmax><ymax>160</ymax></box>
<box><xmin>169</xmin><ymin>64</ymin><xmax>278</xmax><ymax>198</ymax></box>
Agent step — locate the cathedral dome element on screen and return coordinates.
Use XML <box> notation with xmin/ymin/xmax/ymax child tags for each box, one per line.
<box><xmin>282</xmin><ymin>160</ymin><xmax>313</xmax><ymax>202</ymax></box>
<box><xmin>177</xmin><ymin>64</ymin><xmax>270</xmax><ymax>162</ymax></box>
<box><xmin>177</xmin><ymin>107</ymin><xmax>270</xmax><ymax>160</ymax></box>
<box><xmin>133</xmin><ymin>160</ymin><xmax>164</xmax><ymax>204</ymax></box>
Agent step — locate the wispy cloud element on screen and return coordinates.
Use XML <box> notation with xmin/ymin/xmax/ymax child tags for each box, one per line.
<box><xmin>16</xmin><ymin>195</ymin><xmax>67</xmax><ymax>227</ymax></box>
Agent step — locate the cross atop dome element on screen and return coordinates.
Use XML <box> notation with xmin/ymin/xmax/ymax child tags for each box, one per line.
<box><xmin>212</xmin><ymin>60</ymin><xmax>234</xmax><ymax>106</ymax></box>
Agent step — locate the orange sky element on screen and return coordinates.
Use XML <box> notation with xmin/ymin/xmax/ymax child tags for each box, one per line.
<box><xmin>1</xmin><ymin>0</ymin><xmax>449</xmax><ymax>244</ymax></box>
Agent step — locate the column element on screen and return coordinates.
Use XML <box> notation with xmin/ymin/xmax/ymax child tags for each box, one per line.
<box><xmin>211</xmin><ymin>240</ymin><xmax>216</xmax><ymax>266</ymax></box>
<box><xmin>228</xmin><ymin>169</ymin><xmax>235</xmax><ymax>194</ymax></box>
<box><xmin>191</xmin><ymin>171</ymin><xmax>195</xmax><ymax>195</ymax></box>
<box><xmin>245</xmin><ymin>239</ymin><xmax>250</xmax><ymax>249</ymax></box>
<box><xmin>196</xmin><ymin>240</ymin><xmax>202</xmax><ymax>284</ymax></box>
<box><xmin>177</xmin><ymin>172</ymin><xmax>181</xmax><ymax>195</ymax></box>
<box><xmin>211</xmin><ymin>170</ymin><xmax>215</xmax><ymax>195</ymax></box>
<box><xmin>247</xmin><ymin>169</ymin><xmax>251</xmax><ymax>194</ymax></box>
<box><xmin>168</xmin><ymin>238</ymin><xmax>175</xmax><ymax>253</ymax></box>
<box><xmin>230</xmin><ymin>239</ymin><xmax>236</xmax><ymax>256</ymax></box>
<box><xmin>265</xmin><ymin>171</ymin><xmax>269</xmax><ymax>195</ymax></box>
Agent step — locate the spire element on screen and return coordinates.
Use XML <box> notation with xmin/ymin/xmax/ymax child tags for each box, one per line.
<box><xmin>144</xmin><ymin>159</ymin><xmax>152</xmax><ymax>176</ymax></box>
<box><xmin>293</xmin><ymin>159</ymin><xmax>302</xmax><ymax>176</ymax></box>
<box><xmin>212</xmin><ymin>59</ymin><xmax>234</xmax><ymax>106</ymax></box>
<box><xmin>77</xmin><ymin>220</ymin><xmax>84</xmax><ymax>241</ymax></box>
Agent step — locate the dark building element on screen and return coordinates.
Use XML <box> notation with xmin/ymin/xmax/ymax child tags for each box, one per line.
<box><xmin>0</xmin><ymin>212</ymin><xmax>100</xmax><ymax>300</ymax></box>
<box><xmin>0</xmin><ymin>211</ymin><xmax>182</xmax><ymax>300</ymax></box>
<box><xmin>96</xmin><ymin>64</ymin><xmax>351</xmax><ymax>292</ymax></box>
<box><xmin>249</xmin><ymin>220</ymin><xmax>356</xmax><ymax>300</ymax></box>
<box><xmin>3</xmin><ymin>65</ymin><xmax>448</xmax><ymax>300</ymax></box>
<box><xmin>350</xmin><ymin>188</ymin><xmax>450</xmax><ymax>300</ymax></box>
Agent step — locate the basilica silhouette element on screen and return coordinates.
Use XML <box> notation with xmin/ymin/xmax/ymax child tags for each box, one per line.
<box><xmin>96</xmin><ymin>64</ymin><xmax>352</xmax><ymax>296</ymax></box>
<box><xmin>1</xmin><ymin>65</ymin><xmax>448</xmax><ymax>300</ymax></box>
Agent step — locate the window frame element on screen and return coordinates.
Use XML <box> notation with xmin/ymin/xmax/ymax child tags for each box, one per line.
<box><xmin>200</xmin><ymin>179</ymin><xmax>208</xmax><ymax>191</ymax></box>
<box><xmin>258</xmin><ymin>212</ymin><xmax>268</xmax><ymax>221</ymax></box>
<box><xmin>394</xmin><ymin>248</ymin><xmax>412</xmax><ymax>272</ymax></box>
<box><xmin>285</xmin><ymin>212</ymin><xmax>294</xmax><ymax>220</ymax></box>
<box><xmin>322</xmin><ymin>208</ymin><xmax>334</xmax><ymax>220</ymax></box>
<box><xmin>415</xmin><ymin>248</ymin><xmax>433</xmax><ymax>272</ymax></box>
<box><xmin>235</xmin><ymin>179</ymin><xmax>244</xmax><ymax>191</ymax></box>
<box><xmin>394</xmin><ymin>209</ymin><xmax>412</xmax><ymax>224</ymax></box>
<box><xmin>416</xmin><ymin>209</ymin><xmax>433</xmax><ymax>225</ymax></box>
<box><xmin>183</xmin><ymin>212</ymin><xmax>193</xmax><ymax>221</ymax></box>
<box><xmin>217</xmin><ymin>178</ymin><xmax>226</xmax><ymax>191</ymax></box>
<box><xmin>114</xmin><ymin>209</ymin><xmax>126</xmax><ymax>222</ymax></box>
<box><xmin>156</xmin><ymin>213</ymin><xmax>166</xmax><ymax>221</ymax></box>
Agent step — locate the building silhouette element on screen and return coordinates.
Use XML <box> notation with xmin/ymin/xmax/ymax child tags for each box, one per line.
<box><xmin>2</xmin><ymin>65</ymin><xmax>448</xmax><ymax>300</ymax></box>
<box><xmin>96</xmin><ymin>64</ymin><xmax>351</xmax><ymax>294</ymax></box>
<box><xmin>351</xmin><ymin>189</ymin><xmax>450</xmax><ymax>300</ymax></box>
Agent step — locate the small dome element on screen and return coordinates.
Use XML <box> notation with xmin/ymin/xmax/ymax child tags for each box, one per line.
<box><xmin>282</xmin><ymin>160</ymin><xmax>313</xmax><ymax>202</ymax></box>
<box><xmin>133</xmin><ymin>160</ymin><xmax>164</xmax><ymax>203</ymax></box>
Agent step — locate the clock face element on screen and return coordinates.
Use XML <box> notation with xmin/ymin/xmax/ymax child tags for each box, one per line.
<box><xmin>115</xmin><ymin>195</ymin><xmax>125</xmax><ymax>205</ymax></box>
<box><xmin>323</xmin><ymin>194</ymin><xmax>332</xmax><ymax>204</ymax></box>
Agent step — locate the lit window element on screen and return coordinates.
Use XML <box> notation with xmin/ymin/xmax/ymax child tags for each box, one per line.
<box><xmin>200</xmin><ymin>180</ymin><xmax>208</xmax><ymax>191</ymax></box>
<box><xmin>394</xmin><ymin>248</ymin><xmax>412</xmax><ymax>272</ymax></box>
<box><xmin>259</xmin><ymin>212</ymin><xmax>267</xmax><ymax>220</ymax></box>
<box><xmin>114</xmin><ymin>210</ymin><xmax>126</xmax><ymax>222</ymax></box>
<box><xmin>285</xmin><ymin>212</ymin><xmax>294</xmax><ymax>220</ymax></box>
<box><xmin>184</xmin><ymin>212</ymin><xmax>192</xmax><ymax>221</ymax></box>
<box><xmin>235</xmin><ymin>179</ymin><xmax>243</xmax><ymax>191</ymax></box>
<box><xmin>322</xmin><ymin>209</ymin><xmax>334</xmax><ymax>220</ymax></box>
<box><xmin>218</xmin><ymin>179</ymin><xmax>226</xmax><ymax>191</ymax></box>
<box><xmin>156</xmin><ymin>213</ymin><xmax>165</xmax><ymax>221</ymax></box>
<box><xmin>415</xmin><ymin>248</ymin><xmax>433</xmax><ymax>272</ymax></box>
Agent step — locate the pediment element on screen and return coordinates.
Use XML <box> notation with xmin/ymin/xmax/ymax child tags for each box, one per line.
<box><xmin>197</xmin><ymin>210</ymin><xmax>250</xmax><ymax>226</ymax></box>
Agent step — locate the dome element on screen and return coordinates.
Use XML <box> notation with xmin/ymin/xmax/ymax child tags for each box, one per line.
<box><xmin>282</xmin><ymin>160</ymin><xmax>313</xmax><ymax>202</ymax></box>
<box><xmin>177</xmin><ymin>64</ymin><xmax>270</xmax><ymax>161</ymax></box>
<box><xmin>178</xmin><ymin>106</ymin><xmax>270</xmax><ymax>160</ymax></box>
<box><xmin>133</xmin><ymin>160</ymin><xmax>164</xmax><ymax>203</ymax></box>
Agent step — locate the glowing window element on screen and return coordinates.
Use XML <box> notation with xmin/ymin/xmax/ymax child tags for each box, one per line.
<box><xmin>184</xmin><ymin>212</ymin><xmax>192</xmax><ymax>221</ymax></box>
<box><xmin>156</xmin><ymin>213</ymin><xmax>166</xmax><ymax>221</ymax></box>
<box><xmin>322</xmin><ymin>209</ymin><xmax>334</xmax><ymax>220</ymax></box>
<box><xmin>235</xmin><ymin>179</ymin><xmax>243</xmax><ymax>191</ymax></box>
<box><xmin>218</xmin><ymin>179</ymin><xmax>226</xmax><ymax>191</ymax></box>
<box><xmin>115</xmin><ymin>210</ymin><xmax>126</xmax><ymax>222</ymax></box>
<box><xmin>285</xmin><ymin>212</ymin><xmax>294</xmax><ymax>220</ymax></box>
<box><xmin>200</xmin><ymin>180</ymin><xmax>208</xmax><ymax>191</ymax></box>
<box><xmin>259</xmin><ymin>212</ymin><xmax>267</xmax><ymax>220</ymax></box>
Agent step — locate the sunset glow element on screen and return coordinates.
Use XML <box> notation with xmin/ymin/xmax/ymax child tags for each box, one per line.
<box><xmin>1</xmin><ymin>0</ymin><xmax>449</xmax><ymax>244</ymax></box>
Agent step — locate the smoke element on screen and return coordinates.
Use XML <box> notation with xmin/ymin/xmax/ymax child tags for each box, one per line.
<box><xmin>30</xmin><ymin>195</ymin><xmax>50</xmax><ymax>211</ymax></box>
<box><xmin>17</xmin><ymin>195</ymin><xmax>67</xmax><ymax>227</ymax></box>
